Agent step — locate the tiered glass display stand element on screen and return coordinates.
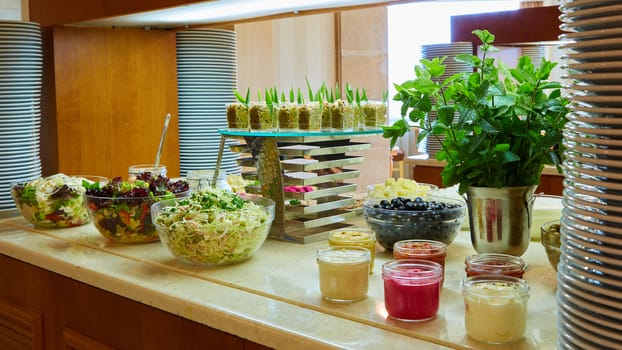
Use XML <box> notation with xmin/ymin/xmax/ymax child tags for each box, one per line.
<box><xmin>217</xmin><ymin>129</ymin><xmax>383</xmax><ymax>243</ymax></box>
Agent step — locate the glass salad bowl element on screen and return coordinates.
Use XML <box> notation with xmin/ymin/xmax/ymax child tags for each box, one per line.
<box><xmin>152</xmin><ymin>189</ymin><xmax>275</xmax><ymax>267</ymax></box>
<box><xmin>11</xmin><ymin>174</ymin><xmax>106</xmax><ymax>228</ymax></box>
<box><xmin>84</xmin><ymin>175</ymin><xmax>189</xmax><ymax>244</ymax></box>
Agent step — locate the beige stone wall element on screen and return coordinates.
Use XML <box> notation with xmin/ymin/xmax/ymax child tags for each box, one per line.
<box><xmin>236</xmin><ymin>13</ymin><xmax>336</xmax><ymax>97</ymax></box>
<box><xmin>236</xmin><ymin>8</ymin><xmax>391</xmax><ymax>192</ymax></box>
<box><xmin>339</xmin><ymin>7</ymin><xmax>391</xmax><ymax>191</ymax></box>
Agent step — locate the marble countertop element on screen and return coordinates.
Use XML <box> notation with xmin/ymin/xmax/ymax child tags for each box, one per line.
<box><xmin>0</xmin><ymin>214</ymin><xmax>559</xmax><ymax>350</ymax></box>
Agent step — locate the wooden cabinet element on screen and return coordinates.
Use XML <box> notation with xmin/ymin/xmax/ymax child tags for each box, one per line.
<box><xmin>39</xmin><ymin>26</ymin><xmax>181</xmax><ymax>178</ymax></box>
<box><xmin>0</xmin><ymin>254</ymin><xmax>272</xmax><ymax>350</ymax></box>
<box><xmin>411</xmin><ymin>164</ymin><xmax>564</xmax><ymax>196</ymax></box>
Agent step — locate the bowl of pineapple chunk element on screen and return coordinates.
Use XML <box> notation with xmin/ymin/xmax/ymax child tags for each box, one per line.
<box><xmin>367</xmin><ymin>178</ymin><xmax>438</xmax><ymax>200</ymax></box>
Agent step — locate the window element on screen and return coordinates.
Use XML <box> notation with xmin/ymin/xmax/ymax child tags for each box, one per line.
<box><xmin>387</xmin><ymin>1</ymin><xmax>521</xmax><ymax>121</ymax></box>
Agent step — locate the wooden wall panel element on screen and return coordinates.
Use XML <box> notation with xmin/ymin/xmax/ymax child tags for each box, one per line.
<box><xmin>0</xmin><ymin>254</ymin><xmax>272</xmax><ymax>349</ymax></box>
<box><xmin>53</xmin><ymin>26</ymin><xmax>180</xmax><ymax>178</ymax></box>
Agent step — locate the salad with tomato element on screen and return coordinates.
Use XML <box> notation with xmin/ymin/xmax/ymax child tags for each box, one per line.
<box><xmin>11</xmin><ymin>174</ymin><xmax>97</xmax><ymax>228</ymax></box>
<box><xmin>84</xmin><ymin>174</ymin><xmax>189</xmax><ymax>244</ymax></box>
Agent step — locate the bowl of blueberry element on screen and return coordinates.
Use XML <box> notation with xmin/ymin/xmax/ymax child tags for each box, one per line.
<box><xmin>363</xmin><ymin>194</ymin><xmax>466</xmax><ymax>250</ymax></box>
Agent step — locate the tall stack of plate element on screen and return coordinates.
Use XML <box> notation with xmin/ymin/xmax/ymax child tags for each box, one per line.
<box><xmin>0</xmin><ymin>21</ymin><xmax>42</xmax><ymax>216</ymax></box>
<box><xmin>420</xmin><ymin>42</ymin><xmax>472</xmax><ymax>157</ymax></box>
<box><xmin>558</xmin><ymin>1</ymin><xmax>622</xmax><ymax>348</ymax></box>
<box><xmin>176</xmin><ymin>29</ymin><xmax>240</xmax><ymax>177</ymax></box>
<box><xmin>521</xmin><ymin>45</ymin><xmax>545</xmax><ymax>67</ymax></box>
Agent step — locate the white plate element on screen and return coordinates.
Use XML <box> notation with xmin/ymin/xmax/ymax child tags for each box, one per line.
<box><xmin>562</xmin><ymin>37</ymin><xmax>622</xmax><ymax>52</ymax></box>
<box><xmin>567</xmin><ymin>122</ymin><xmax>622</xmax><ymax>137</ymax></box>
<box><xmin>564</xmin><ymin>131</ymin><xmax>622</xmax><ymax>149</ymax></box>
<box><xmin>568</xmin><ymin>114</ymin><xmax>622</xmax><ymax>126</ymax></box>
<box><xmin>557</xmin><ymin>260</ymin><xmax>622</xmax><ymax>300</ymax></box>
<box><xmin>563</xmin><ymin>253</ymin><xmax>622</xmax><ymax>292</ymax></box>
<box><xmin>560</xmin><ymin>3</ymin><xmax>622</xmax><ymax>22</ymax></box>
<box><xmin>563</xmin><ymin>49</ymin><xmax>622</xmax><ymax>62</ymax></box>
<box><xmin>567</xmin><ymin>150</ymin><xmax>622</xmax><ymax>169</ymax></box>
<box><xmin>565</xmin><ymin>60</ymin><xmax>622</xmax><ymax>72</ymax></box>
<box><xmin>560</xmin><ymin>13</ymin><xmax>622</xmax><ymax>31</ymax></box>
<box><xmin>564</xmin><ymin>213</ymin><xmax>622</xmax><ymax>244</ymax></box>
<box><xmin>564</xmin><ymin>72</ymin><xmax>622</xmax><ymax>83</ymax></box>
<box><xmin>558</xmin><ymin>312</ymin><xmax>622</xmax><ymax>349</ymax></box>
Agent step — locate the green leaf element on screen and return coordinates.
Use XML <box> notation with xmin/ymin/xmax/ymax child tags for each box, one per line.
<box><xmin>233</xmin><ymin>89</ymin><xmax>244</xmax><ymax>103</ymax></box>
<box><xmin>305</xmin><ymin>77</ymin><xmax>315</xmax><ymax>101</ymax></box>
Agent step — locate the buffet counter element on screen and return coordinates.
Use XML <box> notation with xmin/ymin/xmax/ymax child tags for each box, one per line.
<box><xmin>0</xmin><ymin>214</ymin><xmax>558</xmax><ymax>349</ymax></box>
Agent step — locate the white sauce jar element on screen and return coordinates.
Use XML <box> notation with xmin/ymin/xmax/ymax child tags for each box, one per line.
<box><xmin>462</xmin><ymin>275</ymin><xmax>530</xmax><ymax>344</ymax></box>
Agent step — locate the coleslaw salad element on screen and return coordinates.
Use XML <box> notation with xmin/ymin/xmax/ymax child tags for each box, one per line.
<box><xmin>153</xmin><ymin>189</ymin><xmax>274</xmax><ymax>266</ymax></box>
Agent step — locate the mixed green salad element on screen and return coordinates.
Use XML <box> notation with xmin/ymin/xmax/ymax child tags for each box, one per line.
<box><xmin>153</xmin><ymin>188</ymin><xmax>273</xmax><ymax>266</ymax></box>
<box><xmin>84</xmin><ymin>174</ymin><xmax>189</xmax><ymax>244</ymax></box>
<box><xmin>11</xmin><ymin>174</ymin><xmax>93</xmax><ymax>228</ymax></box>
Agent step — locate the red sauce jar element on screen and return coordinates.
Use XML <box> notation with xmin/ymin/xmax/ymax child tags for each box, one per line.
<box><xmin>393</xmin><ymin>239</ymin><xmax>447</xmax><ymax>283</ymax></box>
<box><xmin>382</xmin><ymin>259</ymin><xmax>442</xmax><ymax>322</ymax></box>
<box><xmin>464</xmin><ymin>253</ymin><xmax>528</xmax><ymax>278</ymax></box>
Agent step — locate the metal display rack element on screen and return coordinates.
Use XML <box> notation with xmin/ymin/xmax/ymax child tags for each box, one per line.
<box><xmin>217</xmin><ymin>129</ymin><xmax>383</xmax><ymax>243</ymax></box>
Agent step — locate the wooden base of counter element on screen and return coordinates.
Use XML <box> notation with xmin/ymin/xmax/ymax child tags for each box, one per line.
<box><xmin>0</xmin><ymin>254</ymin><xmax>271</xmax><ymax>350</ymax></box>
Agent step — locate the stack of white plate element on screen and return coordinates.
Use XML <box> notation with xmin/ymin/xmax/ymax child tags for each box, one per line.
<box><xmin>521</xmin><ymin>45</ymin><xmax>545</xmax><ymax>67</ymax></box>
<box><xmin>0</xmin><ymin>21</ymin><xmax>42</xmax><ymax>215</ymax></box>
<box><xmin>176</xmin><ymin>29</ymin><xmax>240</xmax><ymax>177</ymax></box>
<box><xmin>558</xmin><ymin>1</ymin><xmax>622</xmax><ymax>347</ymax></box>
<box><xmin>420</xmin><ymin>42</ymin><xmax>472</xmax><ymax>157</ymax></box>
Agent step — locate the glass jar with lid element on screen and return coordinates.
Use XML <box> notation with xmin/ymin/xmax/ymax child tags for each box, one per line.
<box><xmin>186</xmin><ymin>169</ymin><xmax>232</xmax><ymax>192</ymax></box>
<box><xmin>462</xmin><ymin>275</ymin><xmax>530</xmax><ymax>343</ymax></box>
<box><xmin>465</xmin><ymin>253</ymin><xmax>528</xmax><ymax>278</ymax></box>
<box><xmin>327</xmin><ymin>228</ymin><xmax>376</xmax><ymax>273</ymax></box>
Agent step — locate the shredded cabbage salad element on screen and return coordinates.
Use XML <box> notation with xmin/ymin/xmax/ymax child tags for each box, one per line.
<box><xmin>11</xmin><ymin>174</ymin><xmax>91</xmax><ymax>228</ymax></box>
<box><xmin>154</xmin><ymin>189</ymin><xmax>272</xmax><ymax>266</ymax></box>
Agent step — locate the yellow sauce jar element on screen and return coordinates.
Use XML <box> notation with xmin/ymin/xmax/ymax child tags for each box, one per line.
<box><xmin>462</xmin><ymin>275</ymin><xmax>530</xmax><ymax>344</ymax></box>
<box><xmin>327</xmin><ymin>228</ymin><xmax>376</xmax><ymax>273</ymax></box>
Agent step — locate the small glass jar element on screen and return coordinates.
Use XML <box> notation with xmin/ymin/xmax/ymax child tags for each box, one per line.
<box><xmin>328</xmin><ymin>228</ymin><xmax>376</xmax><ymax>273</ymax></box>
<box><xmin>128</xmin><ymin>164</ymin><xmax>167</xmax><ymax>182</ymax></box>
<box><xmin>226</xmin><ymin>102</ymin><xmax>249</xmax><ymax>131</ymax></box>
<box><xmin>382</xmin><ymin>259</ymin><xmax>442</xmax><ymax>322</ymax></box>
<box><xmin>186</xmin><ymin>169</ymin><xmax>232</xmax><ymax>192</ymax></box>
<box><xmin>330</xmin><ymin>99</ymin><xmax>354</xmax><ymax>131</ymax></box>
<box><xmin>317</xmin><ymin>246</ymin><xmax>370</xmax><ymax>302</ymax></box>
<box><xmin>276</xmin><ymin>102</ymin><xmax>299</xmax><ymax>131</ymax></box>
<box><xmin>320</xmin><ymin>100</ymin><xmax>332</xmax><ymax>131</ymax></box>
<box><xmin>297</xmin><ymin>102</ymin><xmax>322</xmax><ymax>131</ymax></box>
<box><xmin>249</xmin><ymin>102</ymin><xmax>275</xmax><ymax>131</ymax></box>
<box><xmin>465</xmin><ymin>253</ymin><xmax>528</xmax><ymax>279</ymax></box>
<box><xmin>462</xmin><ymin>275</ymin><xmax>530</xmax><ymax>344</ymax></box>
<box><xmin>362</xmin><ymin>101</ymin><xmax>379</xmax><ymax>130</ymax></box>
<box><xmin>393</xmin><ymin>239</ymin><xmax>447</xmax><ymax>283</ymax></box>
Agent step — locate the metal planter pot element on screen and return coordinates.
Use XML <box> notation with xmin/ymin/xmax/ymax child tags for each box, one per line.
<box><xmin>466</xmin><ymin>185</ymin><xmax>537</xmax><ymax>256</ymax></box>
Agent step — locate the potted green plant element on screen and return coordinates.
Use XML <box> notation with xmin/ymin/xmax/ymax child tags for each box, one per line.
<box><xmin>383</xmin><ymin>29</ymin><xmax>570</xmax><ymax>256</ymax></box>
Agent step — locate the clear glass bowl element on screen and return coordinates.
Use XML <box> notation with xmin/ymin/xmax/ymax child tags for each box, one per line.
<box><xmin>152</xmin><ymin>194</ymin><xmax>275</xmax><ymax>266</ymax></box>
<box><xmin>85</xmin><ymin>191</ymin><xmax>189</xmax><ymax>244</ymax></box>
<box><xmin>11</xmin><ymin>175</ymin><xmax>106</xmax><ymax>228</ymax></box>
<box><xmin>366</xmin><ymin>180</ymin><xmax>438</xmax><ymax>200</ymax></box>
<box><xmin>541</xmin><ymin>219</ymin><xmax>561</xmax><ymax>271</ymax></box>
<box><xmin>363</xmin><ymin>194</ymin><xmax>466</xmax><ymax>250</ymax></box>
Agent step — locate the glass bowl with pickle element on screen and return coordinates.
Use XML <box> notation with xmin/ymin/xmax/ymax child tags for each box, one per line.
<box><xmin>541</xmin><ymin>219</ymin><xmax>561</xmax><ymax>271</ymax></box>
